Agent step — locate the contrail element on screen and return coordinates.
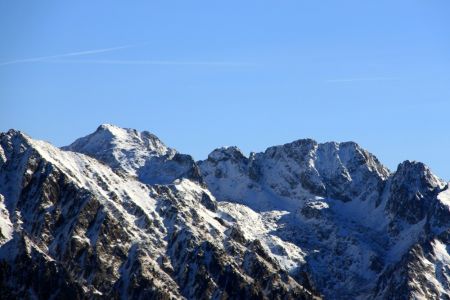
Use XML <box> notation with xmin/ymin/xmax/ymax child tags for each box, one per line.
<box><xmin>0</xmin><ymin>44</ymin><xmax>136</xmax><ymax>66</ymax></box>
<box><xmin>41</xmin><ymin>59</ymin><xmax>254</xmax><ymax>67</ymax></box>
<box><xmin>325</xmin><ymin>77</ymin><xmax>400</xmax><ymax>83</ymax></box>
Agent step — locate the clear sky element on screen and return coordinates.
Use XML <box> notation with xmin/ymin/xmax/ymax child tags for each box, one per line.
<box><xmin>1</xmin><ymin>1</ymin><xmax>449</xmax><ymax>180</ymax></box>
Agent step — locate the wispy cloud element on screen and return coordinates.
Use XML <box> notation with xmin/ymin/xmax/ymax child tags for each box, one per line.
<box><xmin>42</xmin><ymin>59</ymin><xmax>254</xmax><ymax>67</ymax></box>
<box><xmin>0</xmin><ymin>44</ymin><xmax>136</xmax><ymax>66</ymax></box>
<box><xmin>0</xmin><ymin>45</ymin><xmax>253</xmax><ymax>68</ymax></box>
<box><xmin>325</xmin><ymin>77</ymin><xmax>400</xmax><ymax>83</ymax></box>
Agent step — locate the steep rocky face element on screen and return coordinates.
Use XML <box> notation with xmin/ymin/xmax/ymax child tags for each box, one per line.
<box><xmin>199</xmin><ymin>139</ymin><xmax>449</xmax><ymax>299</ymax></box>
<box><xmin>152</xmin><ymin>182</ymin><xmax>315</xmax><ymax>300</ymax></box>
<box><xmin>367</xmin><ymin>164</ymin><xmax>450</xmax><ymax>299</ymax></box>
<box><xmin>63</xmin><ymin>124</ymin><xmax>202</xmax><ymax>185</ymax></box>
<box><xmin>0</xmin><ymin>129</ymin><xmax>316</xmax><ymax>300</ymax></box>
<box><xmin>373</xmin><ymin>231</ymin><xmax>450</xmax><ymax>299</ymax></box>
<box><xmin>385</xmin><ymin>160</ymin><xmax>445</xmax><ymax>225</ymax></box>
<box><xmin>0</xmin><ymin>130</ymin><xmax>182</xmax><ymax>298</ymax></box>
<box><xmin>198</xmin><ymin>139</ymin><xmax>389</xmax><ymax>211</ymax></box>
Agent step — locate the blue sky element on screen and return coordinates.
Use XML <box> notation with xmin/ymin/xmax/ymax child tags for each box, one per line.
<box><xmin>1</xmin><ymin>1</ymin><xmax>449</xmax><ymax>179</ymax></box>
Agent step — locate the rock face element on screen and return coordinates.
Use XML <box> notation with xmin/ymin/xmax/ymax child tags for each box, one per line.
<box><xmin>198</xmin><ymin>140</ymin><xmax>389</xmax><ymax>210</ymax></box>
<box><xmin>198</xmin><ymin>140</ymin><xmax>449</xmax><ymax>299</ymax></box>
<box><xmin>0</xmin><ymin>124</ymin><xmax>449</xmax><ymax>299</ymax></box>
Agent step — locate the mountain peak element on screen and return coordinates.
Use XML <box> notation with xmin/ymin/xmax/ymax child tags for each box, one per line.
<box><xmin>207</xmin><ymin>146</ymin><xmax>247</xmax><ymax>163</ymax></box>
<box><xmin>63</xmin><ymin>124</ymin><xmax>172</xmax><ymax>171</ymax></box>
<box><xmin>2</xmin><ymin>129</ymin><xmax>30</xmax><ymax>142</ymax></box>
<box><xmin>97</xmin><ymin>123</ymin><xmax>119</xmax><ymax>131</ymax></box>
<box><xmin>0</xmin><ymin>130</ymin><xmax>31</xmax><ymax>167</ymax></box>
<box><xmin>394</xmin><ymin>160</ymin><xmax>445</xmax><ymax>190</ymax></box>
<box><xmin>385</xmin><ymin>160</ymin><xmax>446</xmax><ymax>224</ymax></box>
<box><xmin>63</xmin><ymin>125</ymin><xmax>202</xmax><ymax>185</ymax></box>
<box><xmin>94</xmin><ymin>123</ymin><xmax>168</xmax><ymax>153</ymax></box>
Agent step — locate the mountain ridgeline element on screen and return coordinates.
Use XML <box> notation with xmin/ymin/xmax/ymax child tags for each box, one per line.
<box><xmin>0</xmin><ymin>124</ymin><xmax>449</xmax><ymax>299</ymax></box>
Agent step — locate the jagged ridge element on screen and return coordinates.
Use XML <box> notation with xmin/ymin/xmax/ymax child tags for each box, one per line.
<box><xmin>0</xmin><ymin>129</ymin><xmax>316</xmax><ymax>299</ymax></box>
<box><xmin>0</xmin><ymin>124</ymin><xmax>448</xmax><ymax>299</ymax></box>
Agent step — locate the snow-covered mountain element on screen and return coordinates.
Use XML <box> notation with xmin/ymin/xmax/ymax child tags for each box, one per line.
<box><xmin>0</xmin><ymin>124</ymin><xmax>448</xmax><ymax>299</ymax></box>
<box><xmin>199</xmin><ymin>140</ymin><xmax>450</xmax><ymax>299</ymax></box>
<box><xmin>63</xmin><ymin>124</ymin><xmax>202</xmax><ymax>185</ymax></box>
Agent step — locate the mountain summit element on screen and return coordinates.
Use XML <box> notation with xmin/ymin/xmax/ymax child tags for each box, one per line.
<box><xmin>63</xmin><ymin>124</ymin><xmax>202</xmax><ymax>185</ymax></box>
<box><xmin>0</xmin><ymin>125</ymin><xmax>448</xmax><ymax>299</ymax></box>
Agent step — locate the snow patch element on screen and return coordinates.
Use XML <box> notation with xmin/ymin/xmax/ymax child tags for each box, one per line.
<box><xmin>0</xmin><ymin>194</ymin><xmax>13</xmax><ymax>245</ymax></box>
<box><xmin>438</xmin><ymin>186</ymin><xmax>450</xmax><ymax>207</ymax></box>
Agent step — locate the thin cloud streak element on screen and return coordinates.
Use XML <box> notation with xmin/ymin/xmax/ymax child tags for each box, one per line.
<box><xmin>42</xmin><ymin>59</ymin><xmax>255</xmax><ymax>67</ymax></box>
<box><xmin>0</xmin><ymin>44</ymin><xmax>136</xmax><ymax>66</ymax></box>
<box><xmin>325</xmin><ymin>77</ymin><xmax>400</xmax><ymax>83</ymax></box>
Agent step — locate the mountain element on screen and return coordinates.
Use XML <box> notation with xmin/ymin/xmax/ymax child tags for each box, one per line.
<box><xmin>0</xmin><ymin>127</ymin><xmax>315</xmax><ymax>300</ymax></box>
<box><xmin>199</xmin><ymin>141</ymin><xmax>450</xmax><ymax>299</ymax></box>
<box><xmin>62</xmin><ymin>124</ymin><xmax>202</xmax><ymax>185</ymax></box>
<box><xmin>0</xmin><ymin>125</ymin><xmax>449</xmax><ymax>299</ymax></box>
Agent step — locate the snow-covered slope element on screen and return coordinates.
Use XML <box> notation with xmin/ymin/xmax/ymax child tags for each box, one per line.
<box><xmin>0</xmin><ymin>124</ymin><xmax>449</xmax><ymax>299</ymax></box>
<box><xmin>199</xmin><ymin>139</ymin><xmax>450</xmax><ymax>299</ymax></box>
<box><xmin>0</xmin><ymin>129</ymin><xmax>316</xmax><ymax>299</ymax></box>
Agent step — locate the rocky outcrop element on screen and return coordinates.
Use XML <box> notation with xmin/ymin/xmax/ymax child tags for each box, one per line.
<box><xmin>385</xmin><ymin>160</ymin><xmax>445</xmax><ymax>224</ymax></box>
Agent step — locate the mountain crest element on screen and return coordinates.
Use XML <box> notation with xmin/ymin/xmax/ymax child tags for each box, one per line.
<box><xmin>1</xmin><ymin>124</ymin><xmax>448</xmax><ymax>299</ymax></box>
<box><xmin>63</xmin><ymin>125</ymin><xmax>200</xmax><ymax>185</ymax></box>
<box><xmin>207</xmin><ymin>146</ymin><xmax>247</xmax><ymax>163</ymax></box>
